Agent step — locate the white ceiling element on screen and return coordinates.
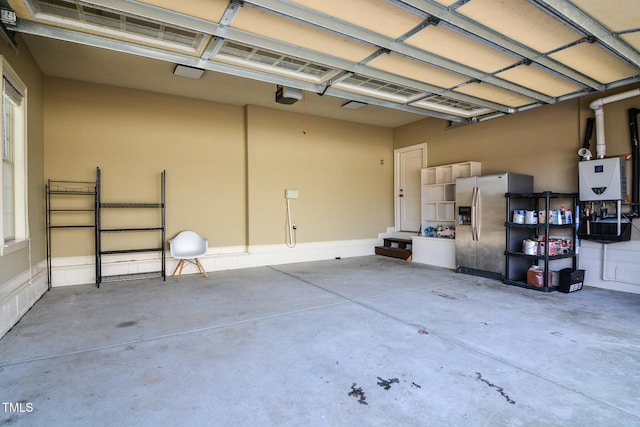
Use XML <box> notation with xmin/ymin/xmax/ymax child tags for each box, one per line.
<box><xmin>3</xmin><ymin>0</ymin><xmax>640</xmax><ymax>128</ymax></box>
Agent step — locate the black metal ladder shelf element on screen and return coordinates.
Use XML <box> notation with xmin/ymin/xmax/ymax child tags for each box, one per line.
<box><xmin>504</xmin><ymin>191</ymin><xmax>579</xmax><ymax>292</ymax></box>
<box><xmin>45</xmin><ymin>179</ymin><xmax>98</xmax><ymax>289</ymax></box>
<box><xmin>95</xmin><ymin>167</ymin><xmax>166</xmax><ymax>287</ymax></box>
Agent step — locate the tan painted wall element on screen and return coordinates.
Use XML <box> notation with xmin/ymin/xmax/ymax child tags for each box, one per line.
<box><xmin>246</xmin><ymin>105</ymin><xmax>393</xmax><ymax>246</ymax></box>
<box><xmin>44</xmin><ymin>78</ymin><xmax>246</xmax><ymax>256</ymax></box>
<box><xmin>394</xmin><ymin>84</ymin><xmax>640</xmax><ymax>195</ymax></box>
<box><xmin>0</xmin><ymin>35</ymin><xmax>44</xmax><ymax>282</ymax></box>
<box><xmin>394</xmin><ymin>84</ymin><xmax>640</xmax><ymax>239</ymax></box>
<box><xmin>394</xmin><ymin>100</ymin><xmax>581</xmax><ymax>191</ymax></box>
<box><xmin>579</xmin><ymin>86</ymin><xmax>640</xmax><ymax>161</ymax></box>
<box><xmin>43</xmin><ymin>80</ymin><xmax>395</xmax><ymax>257</ymax></box>
<box><xmin>39</xmin><ymin>74</ymin><xmax>640</xmax><ymax>260</ymax></box>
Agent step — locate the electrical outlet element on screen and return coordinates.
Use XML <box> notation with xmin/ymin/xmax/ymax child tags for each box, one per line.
<box><xmin>285</xmin><ymin>189</ymin><xmax>299</xmax><ymax>199</ymax></box>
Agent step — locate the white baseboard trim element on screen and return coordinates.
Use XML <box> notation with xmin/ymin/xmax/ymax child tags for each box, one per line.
<box><xmin>49</xmin><ymin>255</ymin><xmax>97</xmax><ymax>287</ymax></box>
<box><xmin>48</xmin><ymin>238</ymin><xmax>380</xmax><ymax>287</ymax></box>
<box><xmin>0</xmin><ymin>261</ymin><xmax>48</xmax><ymax>338</ymax></box>
<box><xmin>240</xmin><ymin>238</ymin><xmax>378</xmax><ymax>269</ymax></box>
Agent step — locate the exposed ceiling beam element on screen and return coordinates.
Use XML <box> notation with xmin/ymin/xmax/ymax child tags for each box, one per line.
<box><xmin>212</xmin><ymin>25</ymin><xmax>514</xmax><ymax>113</ymax></box>
<box><xmin>0</xmin><ymin>20</ymin><xmax>18</xmax><ymax>51</ymax></box>
<box><xmin>394</xmin><ymin>0</ymin><xmax>606</xmax><ymax>91</ymax></box>
<box><xmin>325</xmin><ymin>87</ymin><xmax>469</xmax><ymax>121</ymax></box>
<box><xmin>531</xmin><ymin>0</ymin><xmax>640</xmax><ymax>68</ymax></box>
<box><xmin>78</xmin><ymin>0</ymin><xmax>219</xmax><ymax>35</ymax></box>
<box><xmin>23</xmin><ymin>0</ymin><xmax>638</xmax><ymax>125</ymax></box>
<box><xmin>20</xmin><ymin>0</ymin><xmax>515</xmax><ymax>114</ymax></box>
<box><xmin>219</xmin><ymin>0</ymin><xmax>243</xmax><ymax>26</ymax></box>
<box><xmin>15</xmin><ymin>20</ymin><xmax>470</xmax><ymax>123</ymax></box>
<box><xmin>200</xmin><ymin>36</ymin><xmax>224</xmax><ymax>61</ymax></box>
<box><xmin>244</xmin><ymin>0</ymin><xmax>556</xmax><ymax>103</ymax></box>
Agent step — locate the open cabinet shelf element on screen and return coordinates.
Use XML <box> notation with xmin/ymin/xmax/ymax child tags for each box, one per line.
<box><xmin>413</xmin><ymin>161</ymin><xmax>481</xmax><ymax>269</ymax></box>
<box><xmin>420</xmin><ymin>161</ymin><xmax>481</xmax><ymax>232</ymax></box>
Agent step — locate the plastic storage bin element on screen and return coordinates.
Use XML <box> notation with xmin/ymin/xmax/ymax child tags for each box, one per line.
<box><xmin>558</xmin><ymin>268</ymin><xmax>584</xmax><ymax>293</ymax></box>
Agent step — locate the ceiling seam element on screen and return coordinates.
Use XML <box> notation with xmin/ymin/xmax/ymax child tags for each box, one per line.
<box><xmin>14</xmin><ymin>19</ymin><xmax>470</xmax><ymax>123</ymax></box>
<box><xmin>213</xmin><ymin>25</ymin><xmax>514</xmax><ymax>112</ymax></box>
<box><xmin>243</xmin><ymin>0</ymin><xmax>554</xmax><ymax>103</ymax></box>
<box><xmin>530</xmin><ymin>0</ymin><xmax>640</xmax><ymax>68</ymax></box>
<box><xmin>14</xmin><ymin>0</ymin><xmax>639</xmax><ymax>126</ymax></box>
<box><xmin>27</xmin><ymin>0</ymin><xmax>512</xmax><ymax>114</ymax></box>
<box><xmin>395</xmin><ymin>0</ymin><xmax>606</xmax><ymax>90</ymax></box>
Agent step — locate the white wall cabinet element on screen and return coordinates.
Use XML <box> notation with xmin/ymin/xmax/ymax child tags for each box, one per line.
<box><xmin>421</xmin><ymin>162</ymin><xmax>481</xmax><ymax>231</ymax></box>
<box><xmin>414</xmin><ymin>161</ymin><xmax>481</xmax><ymax>269</ymax></box>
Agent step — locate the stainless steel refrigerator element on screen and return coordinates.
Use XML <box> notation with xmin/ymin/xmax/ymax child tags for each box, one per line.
<box><xmin>455</xmin><ymin>173</ymin><xmax>533</xmax><ymax>280</ymax></box>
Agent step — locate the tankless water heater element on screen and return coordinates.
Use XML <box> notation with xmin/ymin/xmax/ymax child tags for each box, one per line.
<box><xmin>578</xmin><ymin>157</ymin><xmax>626</xmax><ymax>201</ymax></box>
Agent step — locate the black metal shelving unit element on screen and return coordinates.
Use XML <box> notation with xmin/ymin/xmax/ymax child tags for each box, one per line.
<box><xmin>95</xmin><ymin>167</ymin><xmax>166</xmax><ymax>286</ymax></box>
<box><xmin>504</xmin><ymin>192</ymin><xmax>579</xmax><ymax>292</ymax></box>
<box><xmin>45</xmin><ymin>179</ymin><xmax>98</xmax><ymax>290</ymax></box>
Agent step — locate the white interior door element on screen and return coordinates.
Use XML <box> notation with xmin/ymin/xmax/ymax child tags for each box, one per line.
<box><xmin>395</xmin><ymin>144</ymin><xmax>426</xmax><ymax>232</ymax></box>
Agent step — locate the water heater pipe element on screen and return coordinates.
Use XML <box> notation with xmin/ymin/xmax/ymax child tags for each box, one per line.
<box><xmin>589</xmin><ymin>88</ymin><xmax>640</xmax><ymax>159</ymax></box>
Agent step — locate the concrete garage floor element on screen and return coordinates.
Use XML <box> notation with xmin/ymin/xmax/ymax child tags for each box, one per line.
<box><xmin>1</xmin><ymin>256</ymin><xmax>639</xmax><ymax>426</ymax></box>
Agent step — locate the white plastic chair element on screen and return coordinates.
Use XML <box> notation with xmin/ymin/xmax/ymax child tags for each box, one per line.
<box><xmin>169</xmin><ymin>231</ymin><xmax>208</xmax><ymax>281</ymax></box>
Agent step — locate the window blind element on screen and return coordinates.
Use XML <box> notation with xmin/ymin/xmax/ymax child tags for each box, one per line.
<box><xmin>3</xmin><ymin>76</ymin><xmax>23</xmax><ymax>106</ymax></box>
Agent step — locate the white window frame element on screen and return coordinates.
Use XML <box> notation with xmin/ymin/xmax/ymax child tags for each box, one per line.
<box><xmin>0</xmin><ymin>56</ymin><xmax>28</xmax><ymax>256</ymax></box>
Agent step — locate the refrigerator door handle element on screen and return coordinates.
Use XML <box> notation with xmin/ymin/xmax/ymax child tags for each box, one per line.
<box><xmin>475</xmin><ymin>186</ymin><xmax>481</xmax><ymax>241</ymax></box>
<box><xmin>471</xmin><ymin>187</ymin><xmax>478</xmax><ymax>241</ymax></box>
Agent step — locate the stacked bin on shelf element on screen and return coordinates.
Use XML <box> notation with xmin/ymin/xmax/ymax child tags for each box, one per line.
<box><xmin>504</xmin><ymin>191</ymin><xmax>579</xmax><ymax>292</ymax></box>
